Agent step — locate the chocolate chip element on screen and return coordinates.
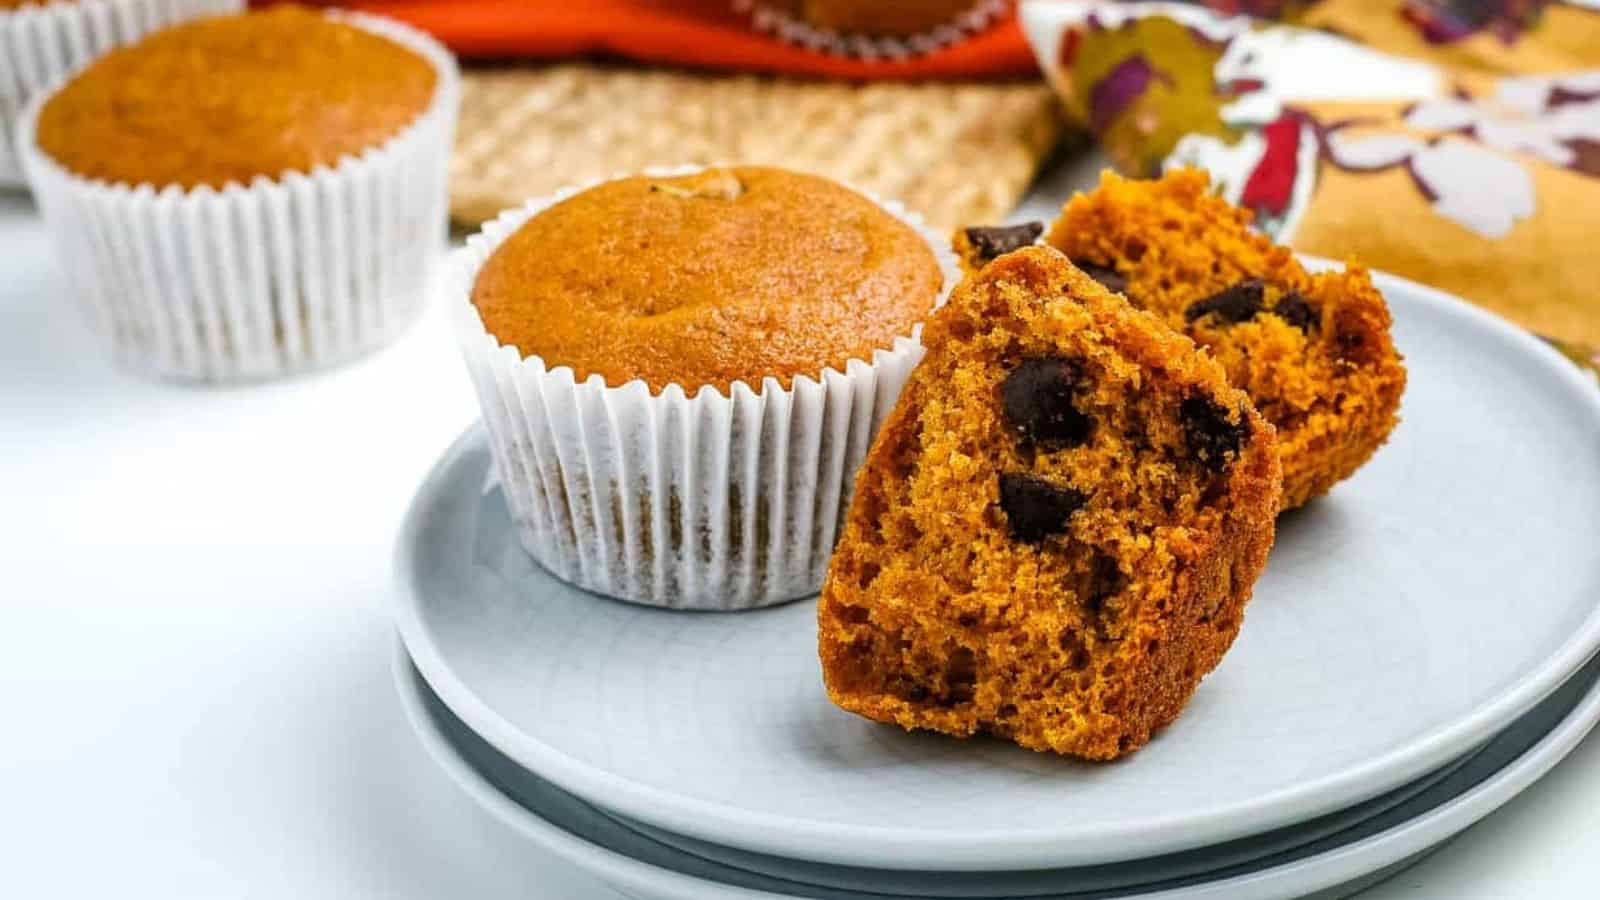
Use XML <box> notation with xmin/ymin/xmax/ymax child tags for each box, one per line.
<box><xmin>897</xmin><ymin>680</ymin><xmax>931</xmax><ymax>703</ymax></box>
<box><xmin>1086</xmin><ymin>552</ymin><xmax>1126</xmax><ymax>618</ymax></box>
<box><xmin>1180</xmin><ymin>396</ymin><xmax>1250</xmax><ymax>473</ymax></box>
<box><xmin>963</xmin><ymin>222</ymin><xmax>1043</xmax><ymax>262</ymax></box>
<box><xmin>1072</xmin><ymin>260</ymin><xmax>1128</xmax><ymax>294</ymax></box>
<box><xmin>1274</xmin><ymin>293</ymin><xmax>1319</xmax><ymax>331</ymax></box>
<box><xmin>945</xmin><ymin>648</ymin><xmax>977</xmax><ymax>704</ymax></box>
<box><xmin>1002</xmin><ymin>357</ymin><xmax>1093</xmax><ymax>448</ymax></box>
<box><xmin>998</xmin><ymin>473</ymin><xmax>1088</xmax><ymax>543</ymax></box>
<box><xmin>1185</xmin><ymin>279</ymin><xmax>1265</xmax><ymax>324</ymax></box>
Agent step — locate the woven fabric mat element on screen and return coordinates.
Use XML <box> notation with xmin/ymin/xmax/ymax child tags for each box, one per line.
<box><xmin>450</xmin><ymin>64</ymin><xmax>1065</xmax><ymax>232</ymax></box>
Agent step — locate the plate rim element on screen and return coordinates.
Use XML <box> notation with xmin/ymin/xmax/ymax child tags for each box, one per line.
<box><xmin>393</xmin><ymin>639</ymin><xmax>1600</xmax><ymax>900</ymax></box>
<box><xmin>394</xmin><ymin>264</ymin><xmax>1600</xmax><ymax>871</ymax></box>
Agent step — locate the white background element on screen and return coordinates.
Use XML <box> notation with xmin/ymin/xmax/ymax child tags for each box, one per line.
<box><xmin>3</xmin><ymin>167</ymin><xmax>1598</xmax><ymax>898</ymax></box>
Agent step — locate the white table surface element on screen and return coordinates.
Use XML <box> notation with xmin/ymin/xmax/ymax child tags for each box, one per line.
<box><xmin>2</xmin><ymin>171</ymin><xmax>1597</xmax><ymax>899</ymax></box>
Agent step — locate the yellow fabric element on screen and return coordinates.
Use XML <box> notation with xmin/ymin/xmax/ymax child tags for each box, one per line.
<box><xmin>1292</xmin><ymin>100</ymin><xmax>1600</xmax><ymax>349</ymax></box>
<box><xmin>1298</xmin><ymin>0</ymin><xmax>1600</xmax><ymax>76</ymax></box>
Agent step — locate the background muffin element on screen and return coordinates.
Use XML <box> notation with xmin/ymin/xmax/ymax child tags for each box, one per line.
<box><xmin>740</xmin><ymin>0</ymin><xmax>1010</xmax><ymax>58</ymax></box>
<box><xmin>35</xmin><ymin>6</ymin><xmax>436</xmax><ymax>189</ymax></box>
<box><xmin>0</xmin><ymin>0</ymin><xmax>240</xmax><ymax>186</ymax></box>
<box><xmin>18</xmin><ymin>6</ymin><xmax>460</xmax><ymax>380</ymax></box>
<box><xmin>762</xmin><ymin>0</ymin><xmax>984</xmax><ymax>37</ymax></box>
<box><xmin>453</xmin><ymin>165</ymin><xmax>958</xmax><ymax>610</ymax></box>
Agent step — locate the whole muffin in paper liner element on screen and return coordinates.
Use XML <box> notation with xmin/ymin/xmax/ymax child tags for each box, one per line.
<box><xmin>451</xmin><ymin>165</ymin><xmax>959</xmax><ymax>610</ymax></box>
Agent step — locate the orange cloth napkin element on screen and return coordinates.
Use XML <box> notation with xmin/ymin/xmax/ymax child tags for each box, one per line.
<box><xmin>281</xmin><ymin>1</ymin><xmax>1038</xmax><ymax>79</ymax></box>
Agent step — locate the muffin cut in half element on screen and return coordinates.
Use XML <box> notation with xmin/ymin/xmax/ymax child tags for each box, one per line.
<box><xmin>1043</xmin><ymin>169</ymin><xmax>1406</xmax><ymax>510</ymax></box>
<box><xmin>819</xmin><ymin>246</ymin><xmax>1281</xmax><ymax>760</ymax></box>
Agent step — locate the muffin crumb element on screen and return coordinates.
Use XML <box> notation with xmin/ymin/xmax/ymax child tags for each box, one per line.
<box><xmin>1046</xmin><ymin>169</ymin><xmax>1405</xmax><ymax>510</ymax></box>
<box><xmin>818</xmin><ymin>246</ymin><xmax>1280</xmax><ymax>760</ymax></box>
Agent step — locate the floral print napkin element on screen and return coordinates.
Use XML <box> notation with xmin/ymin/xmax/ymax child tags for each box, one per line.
<box><xmin>1020</xmin><ymin>0</ymin><xmax>1600</xmax><ymax>375</ymax></box>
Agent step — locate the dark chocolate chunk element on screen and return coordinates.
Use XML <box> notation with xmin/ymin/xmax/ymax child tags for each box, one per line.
<box><xmin>945</xmin><ymin>648</ymin><xmax>977</xmax><ymax>703</ymax></box>
<box><xmin>1180</xmin><ymin>396</ymin><xmax>1250</xmax><ymax>473</ymax></box>
<box><xmin>1072</xmin><ymin>260</ymin><xmax>1129</xmax><ymax>294</ymax></box>
<box><xmin>998</xmin><ymin>473</ymin><xmax>1088</xmax><ymax>543</ymax></box>
<box><xmin>963</xmin><ymin>222</ymin><xmax>1044</xmax><ymax>262</ymax></box>
<box><xmin>1337</xmin><ymin>330</ymin><xmax>1366</xmax><ymax>360</ymax></box>
<box><xmin>1002</xmin><ymin>357</ymin><xmax>1093</xmax><ymax>448</ymax></box>
<box><xmin>1086</xmin><ymin>552</ymin><xmax>1127</xmax><ymax>618</ymax></box>
<box><xmin>1185</xmin><ymin>278</ymin><xmax>1265</xmax><ymax>324</ymax></box>
<box><xmin>1273</xmin><ymin>292</ymin><xmax>1319</xmax><ymax>331</ymax></box>
<box><xmin>896</xmin><ymin>680</ymin><xmax>931</xmax><ymax>703</ymax></box>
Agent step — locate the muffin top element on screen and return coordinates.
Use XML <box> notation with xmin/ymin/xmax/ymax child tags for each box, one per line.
<box><xmin>470</xmin><ymin>167</ymin><xmax>944</xmax><ymax>394</ymax></box>
<box><xmin>35</xmin><ymin>6</ymin><xmax>437</xmax><ymax>189</ymax></box>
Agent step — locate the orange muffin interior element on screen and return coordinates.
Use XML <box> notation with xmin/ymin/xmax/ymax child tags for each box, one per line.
<box><xmin>471</xmin><ymin>166</ymin><xmax>944</xmax><ymax>395</ymax></box>
<box><xmin>819</xmin><ymin>247</ymin><xmax>1280</xmax><ymax>760</ymax></box>
<box><xmin>35</xmin><ymin>6</ymin><xmax>437</xmax><ymax>189</ymax></box>
<box><xmin>1042</xmin><ymin>169</ymin><xmax>1406</xmax><ymax>510</ymax></box>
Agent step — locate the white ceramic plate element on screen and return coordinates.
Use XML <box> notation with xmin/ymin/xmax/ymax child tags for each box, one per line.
<box><xmin>395</xmin><ymin>269</ymin><xmax>1600</xmax><ymax>871</ymax></box>
<box><xmin>599</xmin><ymin>745</ymin><xmax>1479</xmax><ymax>899</ymax></box>
<box><xmin>395</xmin><ymin>642</ymin><xmax>1600</xmax><ymax>900</ymax></box>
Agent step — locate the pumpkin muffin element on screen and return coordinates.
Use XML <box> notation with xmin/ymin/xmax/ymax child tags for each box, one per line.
<box><xmin>819</xmin><ymin>246</ymin><xmax>1280</xmax><ymax>760</ymax></box>
<box><xmin>0</xmin><ymin>0</ymin><xmax>238</xmax><ymax>186</ymax></box>
<box><xmin>455</xmin><ymin>166</ymin><xmax>953</xmax><ymax>610</ymax></box>
<box><xmin>35</xmin><ymin>5</ymin><xmax>437</xmax><ymax>189</ymax></box>
<box><xmin>762</xmin><ymin>0</ymin><xmax>983</xmax><ymax>36</ymax></box>
<box><xmin>471</xmin><ymin>166</ymin><xmax>943</xmax><ymax>394</ymax></box>
<box><xmin>19</xmin><ymin>6</ymin><xmax>457</xmax><ymax>380</ymax></box>
<box><xmin>1041</xmin><ymin>169</ymin><xmax>1405</xmax><ymax>510</ymax></box>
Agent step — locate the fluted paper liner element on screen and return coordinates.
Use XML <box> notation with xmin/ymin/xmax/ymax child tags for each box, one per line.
<box><xmin>16</xmin><ymin>10</ymin><xmax>460</xmax><ymax>381</ymax></box>
<box><xmin>2</xmin><ymin>0</ymin><xmax>242</xmax><ymax>187</ymax></box>
<box><xmin>451</xmin><ymin>168</ymin><xmax>960</xmax><ymax>610</ymax></box>
<box><xmin>735</xmin><ymin>0</ymin><xmax>1010</xmax><ymax>60</ymax></box>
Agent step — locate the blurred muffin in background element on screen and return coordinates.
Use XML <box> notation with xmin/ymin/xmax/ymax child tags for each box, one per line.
<box><xmin>742</xmin><ymin>0</ymin><xmax>1012</xmax><ymax>57</ymax></box>
<box><xmin>0</xmin><ymin>0</ymin><xmax>240</xmax><ymax>187</ymax></box>
<box><xmin>765</xmin><ymin>0</ymin><xmax>983</xmax><ymax>36</ymax></box>
<box><xmin>35</xmin><ymin>5</ymin><xmax>437</xmax><ymax>189</ymax></box>
<box><xmin>19</xmin><ymin>5</ymin><xmax>460</xmax><ymax>381</ymax></box>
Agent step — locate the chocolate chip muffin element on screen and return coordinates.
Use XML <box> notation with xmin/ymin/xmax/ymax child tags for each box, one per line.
<box><xmin>1043</xmin><ymin>169</ymin><xmax>1406</xmax><ymax>511</ymax></box>
<box><xmin>818</xmin><ymin>246</ymin><xmax>1280</xmax><ymax>760</ymax></box>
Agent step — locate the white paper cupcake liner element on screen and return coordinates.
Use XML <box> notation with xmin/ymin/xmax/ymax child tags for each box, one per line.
<box><xmin>735</xmin><ymin>0</ymin><xmax>1009</xmax><ymax>60</ymax></box>
<box><xmin>450</xmin><ymin>167</ymin><xmax>960</xmax><ymax>611</ymax></box>
<box><xmin>16</xmin><ymin>9</ymin><xmax>460</xmax><ymax>381</ymax></box>
<box><xmin>1</xmin><ymin>0</ymin><xmax>242</xmax><ymax>187</ymax></box>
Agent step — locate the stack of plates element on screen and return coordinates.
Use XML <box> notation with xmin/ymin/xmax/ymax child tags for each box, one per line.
<box><xmin>393</xmin><ymin>267</ymin><xmax>1600</xmax><ymax>899</ymax></box>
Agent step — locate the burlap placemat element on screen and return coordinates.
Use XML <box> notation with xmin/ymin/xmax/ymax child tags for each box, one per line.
<box><xmin>450</xmin><ymin>64</ymin><xmax>1065</xmax><ymax>232</ymax></box>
